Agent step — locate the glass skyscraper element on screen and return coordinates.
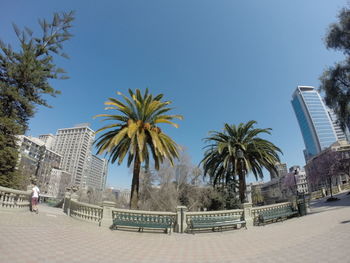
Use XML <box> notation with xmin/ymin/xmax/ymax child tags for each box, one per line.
<box><xmin>291</xmin><ymin>86</ymin><xmax>348</xmax><ymax>162</ymax></box>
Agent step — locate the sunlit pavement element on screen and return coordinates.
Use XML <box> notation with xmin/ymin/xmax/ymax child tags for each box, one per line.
<box><xmin>1</xmin><ymin>192</ymin><xmax>350</xmax><ymax>263</ymax></box>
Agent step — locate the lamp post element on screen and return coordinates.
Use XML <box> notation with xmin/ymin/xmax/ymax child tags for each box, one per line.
<box><xmin>236</xmin><ymin>148</ymin><xmax>246</xmax><ymax>203</ymax></box>
<box><xmin>293</xmin><ymin>169</ymin><xmax>299</xmax><ymax>197</ymax></box>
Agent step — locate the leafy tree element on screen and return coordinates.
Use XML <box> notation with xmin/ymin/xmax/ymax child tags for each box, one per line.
<box><xmin>251</xmin><ymin>185</ymin><xmax>264</xmax><ymax>206</ymax></box>
<box><xmin>0</xmin><ymin>12</ymin><xmax>74</xmax><ymax>188</ymax></box>
<box><xmin>305</xmin><ymin>145</ymin><xmax>350</xmax><ymax>197</ymax></box>
<box><xmin>320</xmin><ymin>7</ymin><xmax>350</xmax><ymax>130</ymax></box>
<box><xmin>94</xmin><ymin>89</ymin><xmax>182</xmax><ymax>209</ymax></box>
<box><xmin>201</xmin><ymin>120</ymin><xmax>282</xmax><ymax>203</ymax></box>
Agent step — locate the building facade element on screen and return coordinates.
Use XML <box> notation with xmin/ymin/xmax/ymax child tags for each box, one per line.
<box><xmin>270</xmin><ymin>162</ymin><xmax>288</xmax><ymax>180</ymax></box>
<box><xmin>305</xmin><ymin>140</ymin><xmax>350</xmax><ymax>192</ymax></box>
<box><xmin>52</xmin><ymin>124</ymin><xmax>95</xmax><ymax>187</ymax></box>
<box><xmin>291</xmin><ymin>86</ymin><xmax>348</xmax><ymax>161</ymax></box>
<box><xmin>289</xmin><ymin>166</ymin><xmax>309</xmax><ymax>195</ymax></box>
<box><xmin>17</xmin><ymin>135</ymin><xmax>62</xmax><ymax>193</ymax></box>
<box><xmin>47</xmin><ymin>168</ymin><xmax>72</xmax><ymax>198</ymax></box>
<box><xmin>38</xmin><ymin>134</ymin><xmax>56</xmax><ymax>149</ymax></box>
<box><xmin>87</xmin><ymin>155</ymin><xmax>108</xmax><ymax>191</ymax></box>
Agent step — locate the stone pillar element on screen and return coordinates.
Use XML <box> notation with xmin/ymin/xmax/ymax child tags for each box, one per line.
<box><xmin>176</xmin><ymin>206</ymin><xmax>188</xmax><ymax>233</ymax></box>
<box><xmin>100</xmin><ymin>201</ymin><xmax>115</xmax><ymax>228</ymax></box>
<box><xmin>63</xmin><ymin>192</ymin><xmax>71</xmax><ymax>214</ymax></box>
<box><xmin>241</xmin><ymin>203</ymin><xmax>254</xmax><ymax>227</ymax></box>
<box><xmin>27</xmin><ymin>185</ymin><xmax>33</xmax><ymax>211</ymax></box>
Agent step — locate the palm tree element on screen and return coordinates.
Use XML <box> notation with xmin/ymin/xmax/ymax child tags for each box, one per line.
<box><xmin>201</xmin><ymin>121</ymin><xmax>282</xmax><ymax>203</ymax></box>
<box><xmin>94</xmin><ymin>89</ymin><xmax>183</xmax><ymax>209</ymax></box>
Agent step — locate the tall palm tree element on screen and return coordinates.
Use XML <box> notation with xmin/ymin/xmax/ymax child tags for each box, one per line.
<box><xmin>94</xmin><ymin>89</ymin><xmax>183</xmax><ymax>209</ymax></box>
<box><xmin>201</xmin><ymin>121</ymin><xmax>282</xmax><ymax>203</ymax></box>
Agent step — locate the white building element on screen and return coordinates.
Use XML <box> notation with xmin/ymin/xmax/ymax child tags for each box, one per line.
<box><xmin>289</xmin><ymin>166</ymin><xmax>309</xmax><ymax>195</ymax></box>
<box><xmin>47</xmin><ymin>168</ymin><xmax>72</xmax><ymax>198</ymax></box>
<box><xmin>52</xmin><ymin>123</ymin><xmax>95</xmax><ymax>187</ymax></box>
<box><xmin>17</xmin><ymin>135</ymin><xmax>62</xmax><ymax>193</ymax></box>
<box><xmin>87</xmin><ymin>155</ymin><xmax>108</xmax><ymax>191</ymax></box>
<box><xmin>38</xmin><ymin>134</ymin><xmax>56</xmax><ymax>149</ymax></box>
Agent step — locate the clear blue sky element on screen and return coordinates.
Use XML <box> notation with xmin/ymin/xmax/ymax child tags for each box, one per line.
<box><xmin>1</xmin><ymin>0</ymin><xmax>347</xmax><ymax>189</ymax></box>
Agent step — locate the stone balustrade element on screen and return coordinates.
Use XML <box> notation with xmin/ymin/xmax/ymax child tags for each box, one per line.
<box><xmin>111</xmin><ymin>207</ymin><xmax>177</xmax><ymax>230</ymax></box>
<box><xmin>251</xmin><ymin>202</ymin><xmax>292</xmax><ymax>224</ymax></box>
<box><xmin>69</xmin><ymin>199</ymin><xmax>103</xmax><ymax>223</ymax></box>
<box><xmin>311</xmin><ymin>190</ymin><xmax>323</xmax><ymax>200</ymax></box>
<box><xmin>0</xmin><ymin>186</ymin><xmax>31</xmax><ymax>210</ymax></box>
<box><xmin>61</xmin><ymin>186</ymin><xmax>350</xmax><ymax>231</ymax></box>
<box><xmin>184</xmin><ymin>209</ymin><xmax>244</xmax><ymax>232</ymax></box>
<box><xmin>341</xmin><ymin>183</ymin><xmax>350</xmax><ymax>190</ymax></box>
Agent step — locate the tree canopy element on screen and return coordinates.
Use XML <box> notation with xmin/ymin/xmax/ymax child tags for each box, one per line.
<box><xmin>201</xmin><ymin>120</ymin><xmax>282</xmax><ymax>203</ymax></box>
<box><xmin>320</xmin><ymin>7</ymin><xmax>350</xmax><ymax>130</ymax></box>
<box><xmin>94</xmin><ymin>88</ymin><xmax>182</xmax><ymax>208</ymax></box>
<box><xmin>0</xmin><ymin>11</ymin><xmax>74</xmax><ymax>188</ymax></box>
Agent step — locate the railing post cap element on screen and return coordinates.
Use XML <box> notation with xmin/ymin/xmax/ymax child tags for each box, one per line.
<box><xmin>241</xmin><ymin>203</ymin><xmax>253</xmax><ymax>209</ymax></box>
<box><xmin>102</xmin><ymin>201</ymin><xmax>116</xmax><ymax>207</ymax></box>
<box><xmin>176</xmin><ymin>205</ymin><xmax>188</xmax><ymax>211</ymax></box>
<box><xmin>71</xmin><ymin>193</ymin><xmax>79</xmax><ymax>200</ymax></box>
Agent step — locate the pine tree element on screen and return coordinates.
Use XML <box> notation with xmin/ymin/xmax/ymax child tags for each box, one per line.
<box><xmin>0</xmin><ymin>11</ymin><xmax>74</xmax><ymax>188</ymax></box>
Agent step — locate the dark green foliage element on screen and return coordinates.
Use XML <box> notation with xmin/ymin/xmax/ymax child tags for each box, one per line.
<box><xmin>201</xmin><ymin>121</ymin><xmax>282</xmax><ymax>203</ymax></box>
<box><xmin>0</xmin><ymin>12</ymin><xmax>74</xmax><ymax>188</ymax></box>
<box><xmin>320</xmin><ymin>7</ymin><xmax>350</xmax><ymax>130</ymax></box>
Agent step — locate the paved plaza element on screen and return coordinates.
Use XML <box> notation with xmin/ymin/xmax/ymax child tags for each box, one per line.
<box><xmin>1</xmin><ymin>192</ymin><xmax>350</xmax><ymax>263</ymax></box>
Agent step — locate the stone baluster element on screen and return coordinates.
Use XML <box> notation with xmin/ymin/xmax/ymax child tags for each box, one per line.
<box><xmin>9</xmin><ymin>193</ymin><xmax>15</xmax><ymax>208</ymax></box>
<box><xmin>0</xmin><ymin>190</ymin><xmax>3</xmax><ymax>208</ymax></box>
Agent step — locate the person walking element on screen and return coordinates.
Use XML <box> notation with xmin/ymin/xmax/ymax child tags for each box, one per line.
<box><xmin>32</xmin><ymin>183</ymin><xmax>40</xmax><ymax>214</ymax></box>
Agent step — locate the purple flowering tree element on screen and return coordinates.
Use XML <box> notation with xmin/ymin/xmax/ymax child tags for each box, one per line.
<box><xmin>306</xmin><ymin>148</ymin><xmax>349</xmax><ymax>199</ymax></box>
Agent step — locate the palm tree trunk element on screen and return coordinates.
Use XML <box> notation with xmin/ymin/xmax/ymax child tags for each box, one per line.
<box><xmin>238</xmin><ymin>172</ymin><xmax>246</xmax><ymax>203</ymax></box>
<box><xmin>130</xmin><ymin>154</ymin><xmax>141</xmax><ymax>209</ymax></box>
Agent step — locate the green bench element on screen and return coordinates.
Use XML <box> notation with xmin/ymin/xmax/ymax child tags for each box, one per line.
<box><xmin>258</xmin><ymin>206</ymin><xmax>299</xmax><ymax>225</ymax></box>
<box><xmin>110</xmin><ymin>214</ymin><xmax>174</xmax><ymax>234</ymax></box>
<box><xmin>187</xmin><ymin>215</ymin><xmax>246</xmax><ymax>233</ymax></box>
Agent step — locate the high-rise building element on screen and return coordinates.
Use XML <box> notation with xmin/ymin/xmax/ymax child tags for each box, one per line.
<box><xmin>291</xmin><ymin>86</ymin><xmax>348</xmax><ymax>161</ymax></box>
<box><xmin>328</xmin><ymin>109</ymin><xmax>348</xmax><ymax>142</ymax></box>
<box><xmin>87</xmin><ymin>155</ymin><xmax>108</xmax><ymax>191</ymax></box>
<box><xmin>52</xmin><ymin>123</ymin><xmax>95</xmax><ymax>186</ymax></box>
<box><xmin>270</xmin><ymin>162</ymin><xmax>288</xmax><ymax>180</ymax></box>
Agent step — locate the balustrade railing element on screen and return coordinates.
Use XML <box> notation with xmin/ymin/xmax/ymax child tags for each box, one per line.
<box><xmin>341</xmin><ymin>183</ymin><xmax>350</xmax><ymax>190</ymax></box>
<box><xmin>185</xmin><ymin>208</ymin><xmax>244</xmax><ymax>232</ymax></box>
<box><xmin>0</xmin><ymin>186</ymin><xmax>31</xmax><ymax>209</ymax></box>
<box><xmin>251</xmin><ymin>202</ymin><xmax>292</xmax><ymax>222</ymax></box>
<box><xmin>186</xmin><ymin>209</ymin><xmax>243</xmax><ymax>221</ymax></box>
<box><xmin>69</xmin><ymin>199</ymin><xmax>103</xmax><ymax>223</ymax></box>
<box><xmin>111</xmin><ymin>208</ymin><xmax>177</xmax><ymax>228</ymax></box>
<box><xmin>310</xmin><ymin>190</ymin><xmax>323</xmax><ymax>200</ymax></box>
